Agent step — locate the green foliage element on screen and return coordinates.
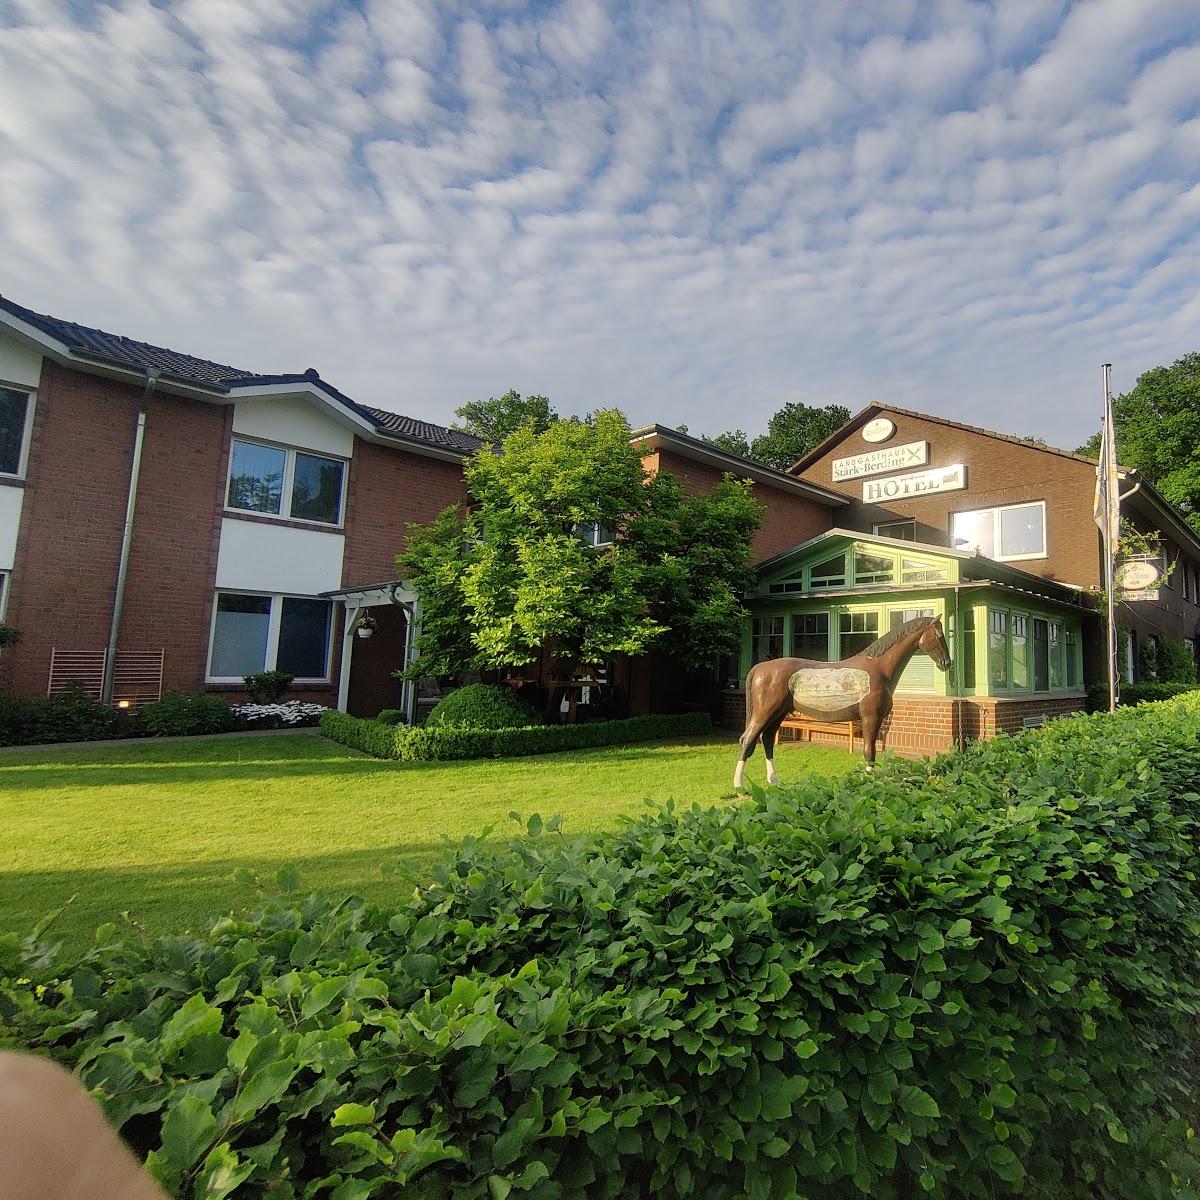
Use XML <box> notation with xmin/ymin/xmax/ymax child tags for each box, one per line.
<box><xmin>1087</xmin><ymin>680</ymin><xmax>1200</xmax><ymax>711</ymax></box>
<box><xmin>425</xmin><ymin>684</ymin><xmax>544</xmax><ymax>731</ymax></box>
<box><xmin>0</xmin><ymin>684</ymin><xmax>130</xmax><ymax>747</ymax></box>
<box><xmin>320</xmin><ymin>709</ymin><xmax>711</xmax><ymax>761</ymax></box>
<box><xmin>0</xmin><ymin>623</ymin><xmax>20</xmax><ymax>648</ymax></box>
<box><xmin>243</xmin><ymin>671</ymin><xmax>294</xmax><ymax>704</ymax></box>
<box><xmin>375</xmin><ymin>708</ymin><xmax>405</xmax><ymax>726</ymax></box>
<box><xmin>698</xmin><ymin>429</ymin><xmax>752</xmax><ymax>457</ymax></box>
<box><xmin>708</xmin><ymin>401</ymin><xmax>852</xmax><ymax>472</ymax></box>
<box><xmin>1156</xmin><ymin>636</ymin><xmax>1198</xmax><ymax>684</ymax></box>
<box><xmin>453</xmin><ymin>388</ymin><xmax>558</xmax><ymax>445</ymax></box>
<box><xmin>137</xmin><ymin>692</ymin><xmax>237</xmax><ymax>738</ymax></box>
<box><xmin>399</xmin><ymin>411</ymin><xmax>763</xmax><ymax>678</ymax></box>
<box><xmin>7</xmin><ymin>697</ymin><xmax>1200</xmax><ymax>1198</ymax></box>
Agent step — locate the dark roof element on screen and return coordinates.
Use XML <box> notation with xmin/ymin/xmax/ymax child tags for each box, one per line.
<box><xmin>0</xmin><ymin>294</ymin><xmax>481</xmax><ymax>458</ymax></box>
<box><xmin>363</xmin><ymin>408</ymin><xmax>483</xmax><ymax>454</ymax></box>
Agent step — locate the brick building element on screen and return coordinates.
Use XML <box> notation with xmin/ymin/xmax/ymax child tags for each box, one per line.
<box><xmin>3</xmin><ymin>298</ymin><xmax>1197</xmax><ymax>753</ymax></box>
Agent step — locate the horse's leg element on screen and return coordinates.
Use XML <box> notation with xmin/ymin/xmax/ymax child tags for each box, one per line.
<box><xmin>733</xmin><ymin>718</ymin><xmax>761</xmax><ymax>790</ymax></box>
<box><xmin>761</xmin><ymin>718</ymin><xmax>784</xmax><ymax>786</ymax></box>
<box><xmin>859</xmin><ymin>696</ymin><xmax>890</xmax><ymax>773</ymax></box>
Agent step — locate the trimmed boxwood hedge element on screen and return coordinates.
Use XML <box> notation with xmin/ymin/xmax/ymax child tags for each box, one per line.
<box><xmin>4</xmin><ymin>697</ymin><xmax>1200</xmax><ymax>1198</ymax></box>
<box><xmin>319</xmin><ymin>708</ymin><xmax>712</xmax><ymax>760</ymax></box>
<box><xmin>424</xmin><ymin>683</ymin><xmax>545</xmax><ymax>731</ymax></box>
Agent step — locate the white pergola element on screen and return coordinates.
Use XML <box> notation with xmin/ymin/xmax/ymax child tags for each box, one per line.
<box><xmin>320</xmin><ymin>580</ymin><xmax>420</xmax><ymax>721</ymax></box>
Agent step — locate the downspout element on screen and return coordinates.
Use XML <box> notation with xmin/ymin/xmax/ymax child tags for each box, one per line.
<box><xmin>101</xmin><ymin>368</ymin><xmax>158</xmax><ymax>704</ymax></box>
<box><xmin>953</xmin><ymin>585</ymin><xmax>965</xmax><ymax>754</ymax></box>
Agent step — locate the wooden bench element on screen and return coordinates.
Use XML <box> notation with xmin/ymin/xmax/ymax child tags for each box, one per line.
<box><xmin>779</xmin><ymin>714</ymin><xmax>861</xmax><ymax>753</ymax></box>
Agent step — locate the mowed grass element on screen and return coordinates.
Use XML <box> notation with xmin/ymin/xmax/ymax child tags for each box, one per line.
<box><xmin>0</xmin><ymin>731</ymin><xmax>855</xmax><ymax>952</ymax></box>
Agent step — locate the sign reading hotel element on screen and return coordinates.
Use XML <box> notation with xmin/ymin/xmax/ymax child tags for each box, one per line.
<box><xmin>863</xmin><ymin>463</ymin><xmax>966</xmax><ymax>502</ymax></box>
<box><xmin>832</xmin><ymin>441</ymin><xmax>928</xmax><ymax>481</ymax></box>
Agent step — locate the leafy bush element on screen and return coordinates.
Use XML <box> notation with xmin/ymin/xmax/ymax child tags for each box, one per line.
<box><xmin>424</xmin><ymin>683</ymin><xmax>544</xmax><ymax>731</ymax></box>
<box><xmin>0</xmin><ymin>685</ymin><xmax>129</xmax><ymax>747</ymax></box>
<box><xmin>1157</xmin><ymin>635</ymin><xmax>1198</xmax><ymax>683</ymax></box>
<box><xmin>243</xmin><ymin>670</ymin><xmax>294</xmax><ymax>703</ymax></box>
<box><xmin>6</xmin><ymin>697</ymin><xmax>1200</xmax><ymax>1198</ymax></box>
<box><xmin>232</xmin><ymin>701</ymin><xmax>327</xmax><ymax>729</ymax></box>
<box><xmin>137</xmin><ymin>692</ymin><xmax>236</xmax><ymax>737</ymax></box>
<box><xmin>321</xmin><ymin>709</ymin><xmax>712</xmax><ymax>760</ymax></box>
<box><xmin>376</xmin><ymin>708</ymin><xmax>405</xmax><ymax>725</ymax></box>
<box><xmin>1086</xmin><ymin>679</ymin><xmax>1200</xmax><ymax>711</ymax></box>
<box><xmin>0</xmin><ymin>623</ymin><xmax>20</xmax><ymax>648</ymax></box>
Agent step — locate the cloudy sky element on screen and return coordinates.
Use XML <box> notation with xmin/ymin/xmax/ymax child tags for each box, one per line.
<box><xmin>3</xmin><ymin>1</ymin><xmax>1199</xmax><ymax>449</ymax></box>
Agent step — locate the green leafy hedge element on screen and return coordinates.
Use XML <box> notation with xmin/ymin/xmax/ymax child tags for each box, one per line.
<box><xmin>424</xmin><ymin>683</ymin><xmax>544</xmax><ymax>731</ymax></box>
<box><xmin>5</xmin><ymin>696</ymin><xmax>1200</xmax><ymax>1198</ymax></box>
<box><xmin>1085</xmin><ymin>679</ymin><xmax>1200</xmax><ymax>711</ymax></box>
<box><xmin>319</xmin><ymin>709</ymin><xmax>712</xmax><ymax>760</ymax></box>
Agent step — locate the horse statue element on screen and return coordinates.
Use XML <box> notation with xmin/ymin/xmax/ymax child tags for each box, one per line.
<box><xmin>733</xmin><ymin>614</ymin><xmax>951</xmax><ymax>789</ymax></box>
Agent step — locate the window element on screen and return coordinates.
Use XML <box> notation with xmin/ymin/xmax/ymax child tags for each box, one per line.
<box><xmin>793</xmin><ymin>613</ymin><xmax>829</xmax><ymax>660</ymax></box>
<box><xmin>0</xmin><ymin>386</ymin><xmax>33</xmax><ymax>477</ymax></box>
<box><xmin>809</xmin><ymin>554</ymin><xmax>846</xmax><ymax>589</ymax></box>
<box><xmin>988</xmin><ymin>611</ymin><xmax>1008</xmax><ymax>688</ymax></box>
<box><xmin>873</xmin><ymin>520</ymin><xmax>917</xmax><ymax>541</ymax></box>
<box><xmin>838</xmin><ymin>610</ymin><xmax>879</xmax><ymax>657</ymax></box>
<box><xmin>0</xmin><ymin>570</ymin><xmax>8</xmax><ymax>620</ymax></box>
<box><xmin>1065</xmin><ymin>625</ymin><xmax>1078</xmax><ymax>688</ymax></box>
<box><xmin>1011</xmin><ymin>616</ymin><xmax>1029</xmax><ymax>688</ymax></box>
<box><xmin>752</xmin><ymin>615</ymin><xmax>785</xmax><ymax>664</ymax></box>
<box><xmin>768</xmin><ymin>579</ymin><xmax>804</xmax><ymax>595</ymax></box>
<box><xmin>961</xmin><ymin>606</ymin><xmax>976</xmax><ymax>691</ymax></box>
<box><xmin>226</xmin><ymin>438</ymin><xmax>346</xmax><ymax>526</ymax></box>
<box><xmin>577</xmin><ymin>522</ymin><xmax>614</xmax><ymax>548</ymax></box>
<box><xmin>208</xmin><ymin>592</ymin><xmax>333</xmax><ymax>682</ymax></box>
<box><xmin>1032</xmin><ymin>618</ymin><xmax>1049</xmax><ymax>692</ymax></box>
<box><xmin>1048</xmin><ymin>622</ymin><xmax>1063</xmax><ymax>689</ymax></box>
<box><xmin>853</xmin><ymin>551</ymin><xmax>894</xmax><ymax>585</ymax></box>
<box><xmin>901</xmin><ymin>557</ymin><xmax>949</xmax><ymax>585</ymax></box>
<box><xmin>951</xmin><ymin>501</ymin><xmax>1046</xmax><ymax>561</ymax></box>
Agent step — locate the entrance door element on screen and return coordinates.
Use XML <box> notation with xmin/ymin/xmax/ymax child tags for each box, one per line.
<box><xmin>346</xmin><ymin>606</ymin><xmax>408</xmax><ymax>718</ymax></box>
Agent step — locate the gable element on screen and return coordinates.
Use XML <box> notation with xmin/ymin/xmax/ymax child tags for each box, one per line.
<box><xmin>756</xmin><ymin>533</ymin><xmax>961</xmax><ymax>595</ymax></box>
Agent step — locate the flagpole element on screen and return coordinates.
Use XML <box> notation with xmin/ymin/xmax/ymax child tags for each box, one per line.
<box><xmin>1102</xmin><ymin>363</ymin><xmax>1118</xmax><ymax>714</ymax></box>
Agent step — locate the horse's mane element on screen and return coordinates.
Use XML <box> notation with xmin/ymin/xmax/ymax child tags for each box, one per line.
<box><xmin>862</xmin><ymin>615</ymin><xmax>940</xmax><ymax>658</ymax></box>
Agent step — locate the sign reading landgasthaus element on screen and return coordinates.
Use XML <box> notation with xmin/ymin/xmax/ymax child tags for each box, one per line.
<box><xmin>832</xmin><ymin>441</ymin><xmax>928</xmax><ymax>481</ymax></box>
<box><xmin>863</xmin><ymin>463</ymin><xmax>966</xmax><ymax>502</ymax></box>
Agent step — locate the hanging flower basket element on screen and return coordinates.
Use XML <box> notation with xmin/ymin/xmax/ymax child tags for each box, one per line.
<box><xmin>354</xmin><ymin>612</ymin><xmax>378</xmax><ymax>639</ymax></box>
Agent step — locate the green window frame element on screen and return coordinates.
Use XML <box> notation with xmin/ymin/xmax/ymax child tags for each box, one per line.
<box><xmin>1011</xmin><ymin>616</ymin><xmax>1029</xmax><ymax>689</ymax></box>
<box><xmin>808</xmin><ymin>554</ymin><xmax>846</xmax><ymax>589</ymax></box>
<box><xmin>752</xmin><ymin>615</ymin><xmax>785</xmax><ymax>664</ymax></box>
<box><xmin>852</xmin><ymin>550</ymin><xmax>894</xmax><ymax>585</ymax></box>
<box><xmin>793</xmin><ymin>612</ymin><xmax>830</xmax><ymax>660</ymax></box>
<box><xmin>988</xmin><ymin>610</ymin><xmax>1009</xmax><ymax>690</ymax></box>
<box><xmin>838</xmin><ymin>609</ymin><xmax>880</xmax><ymax>657</ymax></box>
<box><xmin>1065</xmin><ymin>625</ymin><xmax>1078</xmax><ymax>688</ymax></box>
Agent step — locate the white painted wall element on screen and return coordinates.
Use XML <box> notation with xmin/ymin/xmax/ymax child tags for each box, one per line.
<box><xmin>232</xmin><ymin>395</ymin><xmax>355</xmax><ymax>458</ymax></box>
<box><xmin>215</xmin><ymin>516</ymin><xmax>344</xmax><ymax>595</ymax></box>
<box><xmin>0</xmin><ymin>331</ymin><xmax>44</xmax><ymax>389</ymax></box>
<box><xmin>0</xmin><ymin>486</ymin><xmax>21</xmax><ymax>571</ymax></box>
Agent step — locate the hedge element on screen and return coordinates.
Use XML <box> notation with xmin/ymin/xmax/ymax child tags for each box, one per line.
<box><xmin>424</xmin><ymin>683</ymin><xmax>544</xmax><ymax>731</ymax></box>
<box><xmin>5</xmin><ymin>696</ymin><xmax>1200</xmax><ymax>1198</ymax></box>
<box><xmin>1085</xmin><ymin>679</ymin><xmax>1200</xmax><ymax>711</ymax></box>
<box><xmin>319</xmin><ymin>708</ymin><xmax>713</xmax><ymax>760</ymax></box>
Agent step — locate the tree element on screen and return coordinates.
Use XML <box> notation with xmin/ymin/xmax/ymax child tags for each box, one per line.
<box><xmin>398</xmin><ymin>410</ymin><xmax>763</xmax><ymax>680</ymax></box>
<box><xmin>452</xmin><ymin>388</ymin><xmax>558</xmax><ymax>445</ymax></box>
<box><xmin>1075</xmin><ymin>353</ymin><xmax>1200</xmax><ymax>533</ymax></box>
<box><xmin>706</xmin><ymin>402</ymin><xmax>851</xmax><ymax>471</ymax></box>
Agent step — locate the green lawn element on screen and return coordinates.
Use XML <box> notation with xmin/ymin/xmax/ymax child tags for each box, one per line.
<box><xmin>0</xmin><ymin>731</ymin><xmax>854</xmax><ymax>953</ymax></box>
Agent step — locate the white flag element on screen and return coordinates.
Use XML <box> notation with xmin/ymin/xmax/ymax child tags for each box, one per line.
<box><xmin>1092</xmin><ymin>384</ymin><xmax>1120</xmax><ymax>545</ymax></box>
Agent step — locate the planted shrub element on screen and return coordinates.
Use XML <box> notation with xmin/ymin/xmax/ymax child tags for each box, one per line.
<box><xmin>321</xmin><ymin>709</ymin><xmax>711</xmax><ymax>760</ymax></box>
<box><xmin>232</xmin><ymin>701</ymin><xmax>327</xmax><ymax>728</ymax></box>
<box><xmin>137</xmin><ymin>692</ymin><xmax>236</xmax><ymax>737</ymax></box>
<box><xmin>5</xmin><ymin>697</ymin><xmax>1200</xmax><ymax>1198</ymax></box>
<box><xmin>424</xmin><ymin>683</ymin><xmax>543</xmax><ymax>731</ymax></box>
<box><xmin>1086</xmin><ymin>679</ymin><xmax>1200</xmax><ymax>711</ymax></box>
<box><xmin>243</xmin><ymin>670</ymin><xmax>294</xmax><ymax>703</ymax></box>
<box><xmin>0</xmin><ymin>684</ymin><xmax>129</xmax><ymax>746</ymax></box>
<box><xmin>0</xmin><ymin>623</ymin><xmax>20</xmax><ymax>648</ymax></box>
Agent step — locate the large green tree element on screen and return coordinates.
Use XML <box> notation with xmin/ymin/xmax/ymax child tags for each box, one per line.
<box><xmin>398</xmin><ymin>410</ymin><xmax>763</xmax><ymax>679</ymax></box>
<box><xmin>452</xmin><ymin>388</ymin><xmax>558</xmax><ymax>445</ymax></box>
<box><xmin>705</xmin><ymin>401</ymin><xmax>851</xmax><ymax>471</ymax></box>
<box><xmin>1075</xmin><ymin>353</ymin><xmax>1200</xmax><ymax>533</ymax></box>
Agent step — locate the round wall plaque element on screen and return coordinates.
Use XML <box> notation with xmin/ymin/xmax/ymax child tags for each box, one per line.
<box><xmin>1115</xmin><ymin>560</ymin><xmax>1161</xmax><ymax>592</ymax></box>
<box><xmin>862</xmin><ymin>417</ymin><xmax>895</xmax><ymax>443</ymax></box>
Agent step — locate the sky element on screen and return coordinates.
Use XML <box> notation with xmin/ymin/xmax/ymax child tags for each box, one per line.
<box><xmin>2</xmin><ymin>1</ymin><xmax>1200</xmax><ymax>451</ymax></box>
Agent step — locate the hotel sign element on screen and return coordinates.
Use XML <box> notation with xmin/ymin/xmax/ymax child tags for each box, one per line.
<box><xmin>832</xmin><ymin>441</ymin><xmax>928</xmax><ymax>481</ymax></box>
<box><xmin>863</xmin><ymin>463</ymin><xmax>966</xmax><ymax>502</ymax></box>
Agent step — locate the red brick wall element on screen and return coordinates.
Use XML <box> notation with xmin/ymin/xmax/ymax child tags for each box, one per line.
<box><xmin>797</xmin><ymin>412</ymin><xmax>1103</xmax><ymax>589</ymax></box>
<box><xmin>646</xmin><ymin>449</ymin><xmax>833</xmax><ymax>562</ymax></box>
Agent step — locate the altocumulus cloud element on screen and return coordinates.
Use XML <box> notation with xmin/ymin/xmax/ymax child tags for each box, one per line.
<box><xmin>2</xmin><ymin>0</ymin><xmax>1199</xmax><ymax>445</ymax></box>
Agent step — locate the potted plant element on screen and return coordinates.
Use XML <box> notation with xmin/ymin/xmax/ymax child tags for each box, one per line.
<box><xmin>354</xmin><ymin>612</ymin><xmax>378</xmax><ymax>639</ymax></box>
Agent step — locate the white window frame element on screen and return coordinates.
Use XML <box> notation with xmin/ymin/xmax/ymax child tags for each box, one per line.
<box><xmin>0</xmin><ymin>570</ymin><xmax>9</xmax><ymax>620</ymax></box>
<box><xmin>0</xmin><ymin>382</ymin><xmax>36</xmax><ymax>481</ymax></box>
<box><xmin>576</xmin><ymin>521</ymin><xmax>614</xmax><ymax>549</ymax></box>
<box><xmin>873</xmin><ymin>519</ymin><xmax>917</xmax><ymax>541</ymax></box>
<box><xmin>225</xmin><ymin>436</ymin><xmax>348</xmax><ymax>529</ymax></box>
<box><xmin>206</xmin><ymin>590</ymin><xmax>334</xmax><ymax>684</ymax></box>
<box><xmin>950</xmin><ymin>500</ymin><xmax>1047</xmax><ymax>562</ymax></box>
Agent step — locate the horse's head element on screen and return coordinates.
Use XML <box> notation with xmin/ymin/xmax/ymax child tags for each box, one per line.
<box><xmin>919</xmin><ymin>617</ymin><xmax>952</xmax><ymax>671</ymax></box>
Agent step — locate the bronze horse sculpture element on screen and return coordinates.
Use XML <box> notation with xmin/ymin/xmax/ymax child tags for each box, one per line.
<box><xmin>734</xmin><ymin>615</ymin><xmax>951</xmax><ymax>789</ymax></box>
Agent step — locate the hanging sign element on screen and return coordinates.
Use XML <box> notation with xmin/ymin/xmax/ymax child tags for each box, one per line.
<box><xmin>862</xmin><ymin>463</ymin><xmax>966</xmax><ymax>502</ymax></box>
<box><xmin>1116</xmin><ymin>556</ymin><xmax>1162</xmax><ymax>602</ymax></box>
<box><xmin>832</xmin><ymin>440</ymin><xmax>928</xmax><ymax>481</ymax></box>
<box><xmin>861</xmin><ymin>417</ymin><xmax>896</xmax><ymax>444</ymax></box>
